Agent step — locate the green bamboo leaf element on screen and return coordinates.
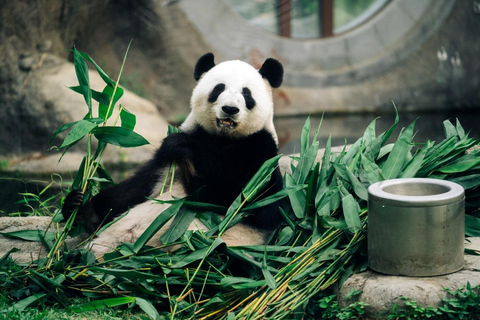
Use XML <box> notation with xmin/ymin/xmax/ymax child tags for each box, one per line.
<box><xmin>360</xmin><ymin>154</ymin><xmax>382</xmax><ymax>184</ymax></box>
<box><xmin>465</xmin><ymin>215</ymin><xmax>480</xmax><ymax>237</ymax></box>
<box><xmin>332</xmin><ymin>163</ymin><xmax>368</xmax><ymax>201</ymax></box>
<box><xmin>160</xmin><ymin>206</ymin><xmax>196</xmax><ymax>244</ymax></box>
<box><xmin>135</xmin><ymin>297</ymin><xmax>160</xmax><ymax>320</ymax></box>
<box><xmin>300</xmin><ymin>116</ymin><xmax>311</xmax><ymax>156</ymax></box>
<box><xmin>399</xmin><ymin>143</ymin><xmax>430</xmax><ymax>178</ymax></box>
<box><xmin>218</xmin><ymin>193</ymin><xmax>242</xmax><ymax>234</ymax></box>
<box><xmin>120</xmin><ymin>106</ymin><xmax>136</xmax><ymax>130</ymax></box>
<box><xmin>443</xmin><ymin>119</ymin><xmax>457</xmax><ymax>139</ymax></box>
<box><xmin>73</xmin><ymin>46</ymin><xmax>92</xmax><ymax>112</ymax></box>
<box><xmin>92</xmin><ymin>126</ymin><xmax>149</xmax><ymax>148</ymax></box>
<box><xmin>286</xmin><ymin>174</ymin><xmax>306</xmax><ymax>219</ymax></box>
<box><xmin>450</xmin><ymin>174</ymin><xmax>480</xmax><ymax>190</ymax></box>
<box><xmin>1</xmin><ymin>230</ymin><xmax>56</xmax><ymax>242</ymax></box>
<box><xmin>437</xmin><ymin>150</ymin><xmax>480</xmax><ymax>174</ymax></box>
<box><xmin>242</xmin><ymin>155</ymin><xmax>282</xmax><ymax>199</ymax></box>
<box><xmin>60</xmin><ymin>119</ymin><xmax>98</xmax><ymax>149</ymax></box>
<box><xmin>244</xmin><ymin>185</ymin><xmax>304</xmax><ymax>211</ymax></box>
<box><xmin>456</xmin><ymin>118</ymin><xmax>466</xmax><ymax>138</ymax></box>
<box><xmin>262</xmin><ymin>250</ymin><xmax>277</xmax><ymax>289</ymax></box>
<box><xmin>49</xmin><ymin>120</ymin><xmax>78</xmax><ymax>143</ymax></box>
<box><xmin>79</xmin><ymin>51</ymin><xmax>115</xmax><ymax>87</ymax></box>
<box><xmin>318</xmin><ymin>135</ymin><xmax>332</xmax><ymax>186</ymax></box>
<box><xmin>12</xmin><ymin>293</ymin><xmax>47</xmax><ymax>312</ymax></box>
<box><xmin>99</xmin><ymin>85</ymin><xmax>124</xmax><ymax>120</ymax></box>
<box><xmin>0</xmin><ymin>248</ymin><xmax>19</xmax><ymax>266</ymax></box>
<box><xmin>171</xmin><ymin>237</ymin><xmax>225</xmax><ymax>268</ymax></box>
<box><xmin>69</xmin><ymin>86</ymin><xmax>110</xmax><ymax>105</ymax></box>
<box><xmin>341</xmin><ymin>194</ymin><xmax>362</xmax><ymax>233</ymax></box>
<box><xmin>366</xmin><ymin>105</ymin><xmax>399</xmax><ymax>160</ymax></box>
<box><xmin>381</xmin><ymin>119</ymin><xmax>416</xmax><ymax>179</ymax></box>
<box><xmin>71</xmin><ymin>296</ymin><xmax>136</xmax><ymax>312</ymax></box>
<box><xmin>294</xmin><ymin>141</ymin><xmax>319</xmax><ymax>184</ymax></box>
<box><xmin>133</xmin><ymin>199</ymin><xmax>184</xmax><ymax>253</ymax></box>
<box><xmin>362</xmin><ymin>117</ymin><xmax>378</xmax><ymax>145</ymax></box>
<box><xmin>90</xmin><ymin>267</ymin><xmax>165</xmax><ymax>280</ymax></box>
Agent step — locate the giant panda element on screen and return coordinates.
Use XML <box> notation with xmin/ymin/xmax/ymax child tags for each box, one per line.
<box><xmin>63</xmin><ymin>52</ymin><xmax>284</xmax><ymax>258</ymax></box>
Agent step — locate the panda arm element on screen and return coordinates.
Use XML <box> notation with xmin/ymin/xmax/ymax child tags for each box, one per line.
<box><xmin>242</xmin><ymin>131</ymin><xmax>284</xmax><ymax>231</ymax></box>
<box><xmin>63</xmin><ymin>133</ymin><xmax>196</xmax><ymax>233</ymax></box>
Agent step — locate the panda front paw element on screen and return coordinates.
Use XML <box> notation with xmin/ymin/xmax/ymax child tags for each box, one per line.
<box><xmin>62</xmin><ymin>189</ymin><xmax>84</xmax><ymax>219</ymax></box>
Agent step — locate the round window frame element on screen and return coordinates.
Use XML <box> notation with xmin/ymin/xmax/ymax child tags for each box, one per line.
<box><xmin>178</xmin><ymin>0</ymin><xmax>455</xmax><ymax>87</ymax></box>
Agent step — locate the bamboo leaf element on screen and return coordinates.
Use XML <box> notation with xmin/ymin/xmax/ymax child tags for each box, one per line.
<box><xmin>171</xmin><ymin>237</ymin><xmax>225</xmax><ymax>268</ymax></box>
<box><xmin>71</xmin><ymin>296</ymin><xmax>136</xmax><ymax>312</ymax></box>
<box><xmin>135</xmin><ymin>297</ymin><xmax>160</xmax><ymax>320</ymax></box>
<box><xmin>73</xmin><ymin>46</ymin><xmax>92</xmax><ymax>113</ymax></box>
<box><xmin>341</xmin><ymin>194</ymin><xmax>362</xmax><ymax>233</ymax></box>
<box><xmin>450</xmin><ymin>174</ymin><xmax>480</xmax><ymax>190</ymax></box>
<box><xmin>381</xmin><ymin>119</ymin><xmax>416</xmax><ymax>179</ymax></box>
<box><xmin>12</xmin><ymin>293</ymin><xmax>47</xmax><ymax>312</ymax></box>
<box><xmin>160</xmin><ymin>206</ymin><xmax>197</xmax><ymax>244</ymax></box>
<box><xmin>437</xmin><ymin>150</ymin><xmax>480</xmax><ymax>174</ymax></box>
<box><xmin>133</xmin><ymin>199</ymin><xmax>184</xmax><ymax>253</ymax></box>
<box><xmin>59</xmin><ymin>120</ymin><xmax>98</xmax><ymax>149</ymax></box>
<box><xmin>399</xmin><ymin>143</ymin><xmax>429</xmax><ymax>178</ymax></box>
<box><xmin>443</xmin><ymin>119</ymin><xmax>457</xmax><ymax>139</ymax></box>
<box><xmin>49</xmin><ymin>121</ymin><xmax>78</xmax><ymax>143</ymax></box>
<box><xmin>79</xmin><ymin>51</ymin><xmax>115</xmax><ymax>87</ymax></box>
<box><xmin>92</xmin><ymin>126</ymin><xmax>149</xmax><ymax>148</ymax></box>
<box><xmin>242</xmin><ymin>155</ymin><xmax>282</xmax><ymax>199</ymax></box>
<box><xmin>286</xmin><ymin>174</ymin><xmax>306</xmax><ymax>219</ymax></box>
<box><xmin>465</xmin><ymin>215</ymin><xmax>480</xmax><ymax>237</ymax></box>
<box><xmin>99</xmin><ymin>85</ymin><xmax>124</xmax><ymax>120</ymax></box>
<box><xmin>120</xmin><ymin>106</ymin><xmax>136</xmax><ymax>130</ymax></box>
<box><xmin>1</xmin><ymin>230</ymin><xmax>56</xmax><ymax>242</ymax></box>
<box><xmin>300</xmin><ymin>116</ymin><xmax>311</xmax><ymax>156</ymax></box>
<box><xmin>262</xmin><ymin>250</ymin><xmax>277</xmax><ymax>289</ymax></box>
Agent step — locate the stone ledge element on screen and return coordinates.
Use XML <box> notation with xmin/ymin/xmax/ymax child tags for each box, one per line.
<box><xmin>338</xmin><ymin>238</ymin><xmax>480</xmax><ymax>318</ymax></box>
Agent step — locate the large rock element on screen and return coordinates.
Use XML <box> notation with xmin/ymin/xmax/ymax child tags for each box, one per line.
<box><xmin>0</xmin><ymin>216</ymin><xmax>84</xmax><ymax>263</ymax></box>
<box><xmin>338</xmin><ymin>238</ymin><xmax>480</xmax><ymax>318</ymax></box>
<box><xmin>2</xmin><ymin>58</ymin><xmax>169</xmax><ymax>174</ymax></box>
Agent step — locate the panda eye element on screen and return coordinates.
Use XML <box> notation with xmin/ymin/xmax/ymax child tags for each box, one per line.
<box><xmin>242</xmin><ymin>87</ymin><xmax>256</xmax><ymax>110</ymax></box>
<box><xmin>208</xmin><ymin>83</ymin><xmax>225</xmax><ymax>103</ymax></box>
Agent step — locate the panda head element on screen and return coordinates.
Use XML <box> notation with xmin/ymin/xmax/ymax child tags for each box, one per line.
<box><xmin>181</xmin><ymin>53</ymin><xmax>283</xmax><ymax>143</ymax></box>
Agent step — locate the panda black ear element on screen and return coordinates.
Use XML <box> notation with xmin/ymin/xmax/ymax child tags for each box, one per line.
<box><xmin>194</xmin><ymin>53</ymin><xmax>216</xmax><ymax>81</ymax></box>
<box><xmin>259</xmin><ymin>58</ymin><xmax>283</xmax><ymax>88</ymax></box>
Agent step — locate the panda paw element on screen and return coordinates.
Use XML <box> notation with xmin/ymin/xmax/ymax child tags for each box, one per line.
<box><xmin>62</xmin><ymin>189</ymin><xmax>84</xmax><ymax>219</ymax></box>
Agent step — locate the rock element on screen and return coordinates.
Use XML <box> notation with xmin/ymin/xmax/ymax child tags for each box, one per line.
<box><xmin>18</xmin><ymin>54</ymin><xmax>35</xmax><ymax>71</ymax></box>
<box><xmin>0</xmin><ymin>216</ymin><xmax>84</xmax><ymax>263</ymax></box>
<box><xmin>3</xmin><ymin>59</ymin><xmax>170</xmax><ymax>174</ymax></box>
<box><xmin>338</xmin><ymin>238</ymin><xmax>480</xmax><ymax>318</ymax></box>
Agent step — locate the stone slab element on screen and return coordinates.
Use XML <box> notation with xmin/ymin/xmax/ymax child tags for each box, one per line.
<box><xmin>338</xmin><ymin>238</ymin><xmax>480</xmax><ymax>318</ymax></box>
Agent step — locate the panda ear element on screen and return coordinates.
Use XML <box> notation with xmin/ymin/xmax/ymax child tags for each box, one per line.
<box><xmin>194</xmin><ymin>53</ymin><xmax>216</xmax><ymax>81</ymax></box>
<box><xmin>259</xmin><ymin>58</ymin><xmax>283</xmax><ymax>88</ymax></box>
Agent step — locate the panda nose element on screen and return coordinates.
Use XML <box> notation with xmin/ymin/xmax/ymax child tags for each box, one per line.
<box><xmin>222</xmin><ymin>106</ymin><xmax>239</xmax><ymax>115</ymax></box>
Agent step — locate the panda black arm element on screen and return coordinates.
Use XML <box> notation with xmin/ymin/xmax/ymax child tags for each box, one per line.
<box><xmin>63</xmin><ymin>132</ymin><xmax>196</xmax><ymax>233</ymax></box>
<box><xmin>242</xmin><ymin>130</ymin><xmax>284</xmax><ymax>231</ymax></box>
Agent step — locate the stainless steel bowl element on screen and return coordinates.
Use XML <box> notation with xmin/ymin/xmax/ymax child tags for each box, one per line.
<box><xmin>368</xmin><ymin>178</ymin><xmax>465</xmax><ymax>276</ymax></box>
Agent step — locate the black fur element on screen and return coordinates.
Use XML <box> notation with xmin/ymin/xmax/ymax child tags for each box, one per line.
<box><xmin>259</xmin><ymin>58</ymin><xmax>283</xmax><ymax>88</ymax></box>
<box><xmin>242</xmin><ymin>88</ymin><xmax>256</xmax><ymax>110</ymax></box>
<box><xmin>208</xmin><ymin>83</ymin><xmax>226</xmax><ymax>103</ymax></box>
<box><xmin>64</xmin><ymin>125</ymin><xmax>283</xmax><ymax>233</ymax></box>
<box><xmin>194</xmin><ymin>52</ymin><xmax>215</xmax><ymax>81</ymax></box>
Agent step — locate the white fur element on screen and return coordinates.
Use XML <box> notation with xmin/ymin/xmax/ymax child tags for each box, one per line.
<box><xmin>181</xmin><ymin>60</ymin><xmax>278</xmax><ymax>144</ymax></box>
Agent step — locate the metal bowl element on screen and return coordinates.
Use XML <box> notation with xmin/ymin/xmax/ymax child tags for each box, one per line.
<box><xmin>368</xmin><ymin>178</ymin><xmax>465</xmax><ymax>276</ymax></box>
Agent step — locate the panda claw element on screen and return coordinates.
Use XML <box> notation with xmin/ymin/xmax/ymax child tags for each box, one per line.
<box><xmin>62</xmin><ymin>189</ymin><xmax>84</xmax><ymax>218</ymax></box>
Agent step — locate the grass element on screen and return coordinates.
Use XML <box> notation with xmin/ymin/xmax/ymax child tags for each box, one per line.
<box><xmin>1</xmin><ymin>47</ymin><xmax>480</xmax><ymax>319</ymax></box>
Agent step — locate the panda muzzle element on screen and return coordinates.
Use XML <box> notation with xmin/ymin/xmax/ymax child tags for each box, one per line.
<box><xmin>217</xmin><ymin>118</ymin><xmax>237</xmax><ymax>128</ymax></box>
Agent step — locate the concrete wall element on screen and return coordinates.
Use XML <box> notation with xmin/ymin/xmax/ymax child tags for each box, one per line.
<box><xmin>179</xmin><ymin>0</ymin><xmax>480</xmax><ymax>115</ymax></box>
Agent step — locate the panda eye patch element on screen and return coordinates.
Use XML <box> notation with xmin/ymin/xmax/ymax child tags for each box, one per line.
<box><xmin>242</xmin><ymin>87</ymin><xmax>256</xmax><ymax>110</ymax></box>
<box><xmin>208</xmin><ymin>83</ymin><xmax>226</xmax><ymax>103</ymax></box>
